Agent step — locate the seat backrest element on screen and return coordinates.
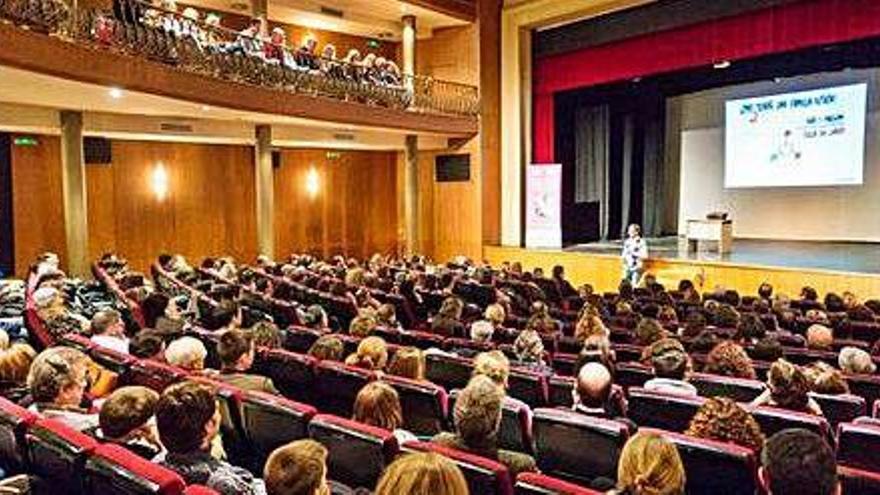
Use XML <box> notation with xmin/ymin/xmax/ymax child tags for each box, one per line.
<box><xmin>90</xmin><ymin>345</ymin><xmax>136</xmax><ymax>375</ymax></box>
<box><xmin>548</xmin><ymin>376</ymin><xmax>575</xmax><ymax>408</ymax></box>
<box><xmin>839</xmin><ymin>465</ymin><xmax>880</xmax><ymax>495</ymax></box>
<box><xmin>308</xmin><ymin>414</ymin><xmax>398</xmax><ymax>491</ymax></box>
<box><xmin>514</xmin><ymin>472</ymin><xmax>604</xmax><ymax>495</ymax></box>
<box><xmin>846</xmin><ymin>374</ymin><xmax>880</xmax><ymax>409</ymax></box>
<box><xmin>123</xmin><ymin>359</ymin><xmax>185</xmax><ymax>392</ymax></box>
<box><xmin>240</xmin><ymin>390</ymin><xmax>317</xmax><ymax>463</ymax></box>
<box><xmin>426</xmin><ymin>353</ymin><xmax>474</xmax><ymax>392</ymax></box>
<box><xmin>399</xmin><ymin>331</ymin><xmax>445</xmax><ymax>350</ymax></box>
<box><xmin>551</xmin><ymin>353</ymin><xmax>578</xmax><ymax>377</ymax></box>
<box><xmin>313</xmin><ymin>361</ymin><xmax>376</xmax><ymax>417</ymax></box>
<box><xmin>84</xmin><ymin>444</ymin><xmax>186</xmax><ymax>495</ymax></box>
<box><xmin>182</xmin><ymin>486</ymin><xmax>219</xmax><ymax>495</ymax></box>
<box><xmin>252</xmin><ymin>348</ymin><xmax>317</xmax><ymax>404</ymax></box>
<box><xmin>0</xmin><ymin>396</ymin><xmax>38</xmax><ymax>472</ymax></box>
<box><xmin>532</xmin><ymin>408</ymin><xmax>629</xmax><ymax>483</ymax></box>
<box><xmin>810</xmin><ymin>392</ymin><xmax>866</xmax><ymax>431</ymax></box>
<box><xmin>382</xmin><ymin>375</ymin><xmax>448</xmax><ymax>436</ymax></box>
<box><xmin>626</xmin><ymin>388</ymin><xmax>705</xmax><ymax>432</ymax></box>
<box><xmin>283</xmin><ymin>327</ymin><xmax>323</xmax><ymax>354</ymax></box>
<box><xmin>750</xmin><ymin>405</ymin><xmax>830</xmax><ymax>439</ymax></box>
<box><xmin>644</xmin><ymin>428</ymin><xmax>757</xmax><ymax>495</ymax></box>
<box><xmin>614</xmin><ymin>362</ymin><xmax>653</xmax><ymax>389</ymax></box>
<box><xmin>403</xmin><ymin>441</ymin><xmax>513</xmax><ymax>495</ymax></box>
<box><xmin>838</xmin><ymin>422</ymin><xmax>880</xmax><ymax>472</ymax></box>
<box><xmin>508</xmin><ymin>368</ymin><xmax>548</xmax><ymax>408</ymax></box>
<box><xmin>689</xmin><ymin>373</ymin><xmax>765</xmax><ymax>402</ymax></box>
<box><xmin>26</xmin><ymin>418</ymin><xmax>100</xmax><ymax>494</ymax></box>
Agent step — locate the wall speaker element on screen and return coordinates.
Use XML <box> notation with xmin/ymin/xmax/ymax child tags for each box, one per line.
<box><xmin>435</xmin><ymin>154</ymin><xmax>470</xmax><ymax>182</ymax></box>
<box><xmin>84</xmin><ymin>137</ymin><xmax>112</xmax><ymax>164</ymax></box>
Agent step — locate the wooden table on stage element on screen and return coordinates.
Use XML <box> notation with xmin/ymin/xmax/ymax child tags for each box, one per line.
<box><xmin>685</xmin><ymin>219</ymin><xmax>733</xmax><ymax>254</ymax></box>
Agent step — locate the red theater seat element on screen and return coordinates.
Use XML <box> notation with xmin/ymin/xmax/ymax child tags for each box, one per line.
<box><xmin>645</xmin><ymin>428</ymin><xmax>757</xmax><ymax>495</ymax></box>
<box><xmin>847</xmin><ymin>374</ymin><xmax>880</xmax><ymax>409</ymax></box>
<box><xmin>532</xmin><ymin>408</ymin><xmax>630</xmax><ymax>484</ymax></box>
<box><xmin>84</xmin><ymin>444</ymin><xmax>186</xmax><ymax>495</ymax></box>
<box><xmin>26</xmin><ymin>418</ymin><xmax>100</xmax><ymax>494</ymax></box>
<box><xmin>508</xmin><ymin>368</ymin><xmax>549</xmax><ymax>407</ymax></box>
<box><xmin>837</xmin><ymin>422</ymin><xmax>880</xmax><ymax>472</ymax></box>
<box><xmin>614</xmin><ymin>362</ymin><xmax>653</xmax><ymax>389</ymax></box>
<box><xmin>548</xmin><ymin>375</ymin><xmax>575</xmax><ymax>408</ymax></box>
<box><xmin>240</xmin><ymin>390</ymin><xmax>316</xmax><ymax>462</ymax></box>
<box><xmin>0</xmin><ymin>396</ymin><xmax>38</xmax><ymax>473</ymax></box>
<box><xmin>252</xmin><ymin>348</ymin><xmax>317</xmax><ymax>404</ymax></box>
<box><xmin>382</xmin><ymin>375</ymin><xmax>448</xmax><ymax>436</ymax></box>
<box><xmin>838</xmin><ymin>465</ymin><xmax>880</xmax><ymax>495</ymax></box>
<box><xmin>124</xmin><ymin>359</ymin><xmax>185</xmax><ymax>392</ymax></box>
<box><xmin>283</xmin><ymin>326</ymin><xmax>323</xmax><ymax>354</ymax></box>
<box><xmin>308</xmin><ymin>414</ymin><xmax>398</xmax><ymax>491</ymax></box>
<box><xmin>626</xmin><ymin>388</ymin><xmax>705</xmax><ymax>432</ymax></box>
<box><xmin>59</xmin><ymin>333</ymin><xmax>95</xmax><ymax>353</ymax></box>
<box><xmin>425</xmin><ymin>353</ymin><xmax>474</xmax><ymax>392</ymax></box>
<box><xmin>810</xmin><ymin>392</ymin><xmax>865</xmax><ymax>430</ymax></box>
<box><xmin>90</xmin><ymin>345</ymin><xmax>136</xmax><ymax>375</ymax></box>
<box><xmin>403</xmin><ymin>441</ymin><xmax>514</xmax><ymax>495</ymax></box>
<box><xmin>749</xmin><ymin>406</ymin><xmax>830</xmax><ymax>439</ymax></box>
<box><xmin>182</xmin><ymin>486</ymin><xmax>219</xmax><ymax>495</ymax></box>
<box><xmin>689</xmin><ymin>373</ymin><xmax>765</xmax><ymax>402</ymax></box>
<box><xmin>448</xmin><ymin>390</ymin><xmax>534</xmax><ymax>455</ymax></box>
<box><xmin>515</xmin><ymin>473</ymin><xmax>603</xmax><ymax>495</ymax></box>
<box><xmin>398</xmin><ymin>331</ymin><xmax>445</xmax><ymax>350</ymax></box>
<box><xmin>313</xmin><ymin>361</ymin><xmax>376</xmax><ymax>417</ymax></box>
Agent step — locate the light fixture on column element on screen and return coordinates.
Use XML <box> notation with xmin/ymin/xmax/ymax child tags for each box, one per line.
<box><xmin>305</xmin><ymin>167</ymin><xmax>319</xmax><ymax>198</ymax></box>
<box><xmin>151</xmin><ymin>163</ymin><xmax>169</xmax><ymax>201</ymax></box>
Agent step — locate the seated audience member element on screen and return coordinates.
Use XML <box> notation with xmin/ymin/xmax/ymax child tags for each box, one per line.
<box><xmin>805</xmin><ymin>309</ymin><xmax>830</xmax><ymax>326</ymax></box>
<box><xmin>375</xmin><ymin>452</ymin><xmax>468</xmax><ymax>495</ymax></box>
<box><xmin>387</xmin><ymin>346</ymin><xmax>426</xmax><ymax>381</ymax></box>
<box><xmin>839</xmin><ymin>346</ymin><xmax>876</xmax><ymax>375</ymax></box>
<box><xmin>753</xmin><ymin>336</ymin><xmax>784</xmax><ymax>362</ymax></box>
<box><xmin>750</xmin><ymin>360</ymin><xmax>823</xmax><ymax>416</ymax></box>
<box><xmin>157</xmin><ymin>381</ymin><xmax>265</xmax><ymax>495</ymax></box>
<box><xmin>806</xmin><ymin>324</ymin><xmax>833</xmax><ymax>351</ymax></box>
<box><xmin>686</xmin><ymin>397</ymin><xmax>764</xmax><ymax>451</ymax></box>
<box><xmin>89</xmin><ymin>309</ymin><xmax>130</xmax><ymax>354</ymax></box>
<box><xmin>468</xmin><ymin>320</ymin><xmax>494</xmax><ymax>348</ymax></box>
<box><xmin>264</xmin><ymin>439</ymin><xmax>344</xmax><ymax>495</ymax></box>
<box><xmin>735</xmin><ymin>313</ymin><xmax>767</xmax><ymax>344</ymax></box>
<box><xmin>308</xmin><ymin>335</ymin><xmax>344</xmax><ymax>362</ymax></box>
<box><xmin>513</xmin><ymin>322</ymin><xmax>551</xmax><ymax>372</ymax></box>
<box><xmin>299</xmin><ymin>304</ymin><xmax>329</xmax><ymax>330</ymax></box>
<box><xmin>704</xmin><ymin>341</ymin><xmax>756</xmax><ymax>379</ymax></box>
<box><xmin>635</xmin><ymin>318</ymin><xmax>666</xmax><ymax>347</ymax></box>
<box><xmin>800</xmin><ymin>286</ymin><xmax>819</xmax><ymax>303</ymax></box>
<box><xmin>611</xmin><ymin>432</ymin><xmax>685</xmax><ymax>495</ymax></box>
<box><xmin>687</xmin><ymin>330</ymin><xmax>719</xmax><ymax>355</ymax></box>
<box><xmin>204</xmin><ymin>301</ymin><xmax>241</xmax><ymax>332</ymax></box>
<box><xmin>432</xmin><ymin>375</ymin><xmax>536</xmax><ymax>477</ymax></box>
<box><xmin>353</xmin><ymin>381</ymin><xmax>417</xmax><ymax>444</ymax></box>
<box><xmin>575</xmin><ymin>314</ymin><xmax>608</xmax><ymax>342</ymax></box>
<box><xmin>129</xmin><ymin>329</ymin><xmax>167</xmax><ymax>360</ymax></box>
<box><xmin>430</xmin><ymin>297</ymin><xmax>465</xmax><ymax>338</ymax></box>
<box><xmin>217</xmin><ymin>329</ymin><xmax>278</xmax><ymax>394</ymax></box>
<box><xmin>27</xmin><ymin>347</ymin><xmax>99</xmax><ymax>431</ymax></box>
<box><xmin>376</xmin><ymin>303</ymin><xmax>401</xmax><ymax>331</ymax></box>
<box><xmin>804</xmin><ymin>362</ymin><xmax>849</xmax><ymax>395</ymax></box>
<box><xmin>848</xmin><ymin>304</ymin><xmax>877</xmax><ymax>323</ymax></box>
<box><xmin>644</xmin><ymin>339</ymin><xmax>697</xmax><ymax>396</ymax></box>
<box><xmin>349</xmin><ymin>314</ymin><xmax>377</xmax><ymax>338</ymax></box>
<box><xmin>165</xmin><ymin>336</ymin><xmax>209</xmax><ymax>372</ymax></box>
<box><xmin>142</xmin><ymin>292</ymin><xmax>186</xmax><ymax>336</ymax></box>
<box><xmin>249</xmin><ymin>320</ymin><xmax>282</xmax><ymax>349</ymax></box>
<box><xmin>483</xmin><ymin>303</ymin><xmax>507</xmax><ymax>332</ymax></box>
<box><xmin>572</xmin><ymin>362</ymin><xmax>628</xmax><ymax>421</ymax></box>
<box><xmin>551</xmin><ymin>265</ymin><xmax>577</xmax><ymax>299</ymax></box>
<box><xmin>758</xmin><ymin>282</ymin><xmax>774</xmax><ymax>302</ymax></box>
<box><xmin>0</xmin><ymin>331</ymin><xmax>36</xmax><ymax>401</ymax></box>
<box><xmin>344</xmin><ymin>336</ymin><xmax>388</xmax><ymax>372</ymax></box>
<box><xmin>759</xmin><ymin>429</ymin><xmax>838</xmax><ymax>495</ymax></box>
<box><xmin>714</xmin><ymin>304</ymin><xmax>741</xmax><ymax>330</ymax></box>
<box><xmin>98</xmin><ymin>386</ymin><xmax>164</xmax><ymax>459</ymax></box>
<box><xmin>528</xmin><ymin>302</ymin><xmax>560</xmax><ymax>335</ymax></box>
<box><xmin>576</xmin><ymin>335</ymin><xmax>617</xmax><ymax>376</ymax></box>
<box><xmin>34</xmin><ymin>286</ymin><xmax>89</xmax><ymax>338</ymax></box>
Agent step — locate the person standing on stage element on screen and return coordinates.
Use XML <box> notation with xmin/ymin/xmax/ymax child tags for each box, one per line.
<box><xmin>621</xmin><ymin>224</ymin><xmax>648</xmax><ymax>285</ymax></box>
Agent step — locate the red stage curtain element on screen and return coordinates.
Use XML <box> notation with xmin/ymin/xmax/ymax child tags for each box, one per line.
<box><xmin>532</xmin><ymin>0</ymin><xmax>880</xmax><ymax>163</ymax></box>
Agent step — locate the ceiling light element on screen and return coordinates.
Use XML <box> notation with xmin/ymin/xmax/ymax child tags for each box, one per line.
<box><xmin>200</xmin><ymin>105</ymin><xmax>211</xmax><ymax>111</ymax></box>
<box><xmin>713</xmin><ymin>60</ymin><xmax>731</xmax><ymax>70</ymax></box>
<box><xmin>151</xmin><ymin>163</ymin><xmax>169</xmax><ymax>201</ymax></box>
<box><xmin>108</xmin><ymin>87</ymin><xmax>123</xmax><ymax>99</ymax></box>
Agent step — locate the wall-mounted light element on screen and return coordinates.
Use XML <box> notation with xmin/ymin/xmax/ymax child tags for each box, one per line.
<box><xmin>108</xmin><ymin>87</ymin><xmax>124</xmax><ymax>99</ymax></box>
<box><xmin>305</xmin><ymin>167</ymin><xmax>320</xmax><ymax>198</ymax></box>
<box><xmin>151</xmin><ymin>163</ymin><xmax>169</xmax><ymax>201</ymax></box>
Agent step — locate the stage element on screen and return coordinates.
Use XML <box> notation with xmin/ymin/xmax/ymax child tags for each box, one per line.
<box><xmin>483</xmin><ymin>239</ymin><xmax>880</xmax><ymax>299</ymax></box>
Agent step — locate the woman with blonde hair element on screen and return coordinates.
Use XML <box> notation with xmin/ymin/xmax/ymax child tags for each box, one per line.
<box><xmin>353</xmin><ymin>381</ymin><xmax>417</xmax><ymax>444</ymax></box>
<box><xmin>473</xmin><ymin>350</ymin><xmax>510</xmax><ymax>388</ymax></box>
<box><xmin>388</xmin><ymin>346</ymin><xmax>426</xmax><ymax>381</ymax></box>
<box><xmin>374</xmin><ymin>452</ymin><xmax>468</xmax><ymax>495</ymax></box>
<box><xmin>0</xmin><ymin>330</ymin><xmax>36</xmax><ymax>401</ymax></box>
<box><xmin>575</xmin><ymin>314</ymin><xmax>608</xmax><ymax>342</ymax></box>
<box><xmin>344</xmin><ymin>336</ymin><xmax>388</xmax><ymax>371</ymax></box>
<box><xmin>750</xmin><ymin>359</ymin><xmax>823</xmax><ymax>416</ymax></box>
<box><xmin>614</xmin><ymin>432</ymin><xmax>685</xmax><ymax>495</ymax></box>
<box><xmin>484</xmin><ymin>303</ymin><xmax>506</xmax><ymax>329</ymax></box>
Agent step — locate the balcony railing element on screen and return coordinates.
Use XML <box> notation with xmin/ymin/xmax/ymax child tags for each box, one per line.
<box><xmin>0</xmin><ymin>0</ymin><xmax>480</xmax><ymax>117</ymax></box>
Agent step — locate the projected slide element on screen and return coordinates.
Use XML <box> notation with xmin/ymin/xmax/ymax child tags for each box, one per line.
<box><xmin>724</xmin><ymin>83</ymin><xmax>867</xmax><ymax>188</ymax></box>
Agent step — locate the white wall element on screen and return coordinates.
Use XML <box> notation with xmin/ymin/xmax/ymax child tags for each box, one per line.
<box><xmin>675</xmin><ymin>68</ymin><xmax>880</xmax><ymax>242</ymax></box>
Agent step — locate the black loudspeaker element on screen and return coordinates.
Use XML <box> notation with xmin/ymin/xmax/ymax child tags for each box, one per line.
<box><xmin>83</xmin><ymin>137</ymin><xmax>112</xmax><ymax>164</ymax></box>
<box><xmin>271</xmin><ymin>150</ymin><xmax>281</xmax><ymax>169</ymax></box>
<box><xmin>435</xmin><ymin>154</ymin><xmax>470</xmax><ymax>182</ymax></box>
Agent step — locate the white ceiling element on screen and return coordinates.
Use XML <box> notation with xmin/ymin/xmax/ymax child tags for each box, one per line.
<box><xmin>0</xmin><ymin>66</ymin><xmax>453</xmax><ymax>150</ymax></box>
<box><xmin>188</xmin><ymin>0</ymin><xmax>468</xmax><ymax>41</ymax></box>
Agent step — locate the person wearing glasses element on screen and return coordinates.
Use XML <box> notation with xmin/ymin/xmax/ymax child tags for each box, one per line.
<box><xmin>26</xmin><ymin>347</ymin><xmax>99</xmax><ymax>432</ymax></box>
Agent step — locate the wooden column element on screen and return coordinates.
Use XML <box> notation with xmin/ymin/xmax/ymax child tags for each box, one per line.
<box><xmin>404</xmin><ymin>134</ymin><xmax>419</xmax><ymax>255</ymax></box>
<box><xmin>402</xmin><ymin>14</ymin><xmax>416</xmax><ymax>90</ymax></box>
<box><xmin>252</xmin><ymin>0</ymin><xmax>268</xmax><ymax>37</ymax></box>
<box><xmin>59</xmin><ymin>111</ymin><xmax>89</xmax><ymax>277</ymax></box>
<box><xmin>255</xmin><ymin>125</ymin><xmax>274</xmax><ymax>259</ymax></box>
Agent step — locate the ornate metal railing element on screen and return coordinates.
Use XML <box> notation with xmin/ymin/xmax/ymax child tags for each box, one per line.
<box><xmin>0</xmin><ymin>0</ymin><xmax>480</xmax><ymax>117</ymax></box>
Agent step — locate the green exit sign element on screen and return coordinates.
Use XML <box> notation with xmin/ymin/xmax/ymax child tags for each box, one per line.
<box><xmin>13</xmin><ymin>136</ymin><xmax>38</xmax><ymax>147</ymax></box>
<box><xmin>366</xmin><ymin>39</ymin><xmax>381</xmax><ymax>49</ymax></box>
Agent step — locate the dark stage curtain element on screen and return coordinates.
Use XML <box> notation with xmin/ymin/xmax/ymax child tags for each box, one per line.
<box><xmin>569</xmin><ymin>92</ymin><xmax>665</xmax><ymax>241</ymax></box>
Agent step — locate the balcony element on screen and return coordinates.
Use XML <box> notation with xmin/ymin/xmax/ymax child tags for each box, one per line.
<box><xmin>0</xmin><ymin>0</ymin><xmax>479</xmax><ymax>134</ymax></box>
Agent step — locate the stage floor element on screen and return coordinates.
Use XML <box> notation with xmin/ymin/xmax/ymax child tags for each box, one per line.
<box><xmin>565</xmin><ymin>237</ymin><xmax>880</xmax><ymax>275</ymax></box>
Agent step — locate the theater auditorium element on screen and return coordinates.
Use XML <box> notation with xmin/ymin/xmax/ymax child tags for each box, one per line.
<box><xmin>1</xmin><ymin>0</ymin><xmax>880</xmax><ymax>493</ymax></box>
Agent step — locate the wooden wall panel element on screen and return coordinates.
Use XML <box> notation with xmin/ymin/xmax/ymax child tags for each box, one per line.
<box><xmin>87</xmin><ymin>140</ymin><xmax>257</xmax><ymax>274</ymax></box>
<box><xmin>274</xmin><ymin>149</ymin><xmax>399</xmax><ymax>260</ymax></box>
<box><xmin>479</xmin><ymin>0</ymin><xmax>502</xmax><ymax>245</ymax></box>
<box><xmin>11</xmin><ymin>135</ymin><xmax>66</xmax><ymax>277</ymax></box>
